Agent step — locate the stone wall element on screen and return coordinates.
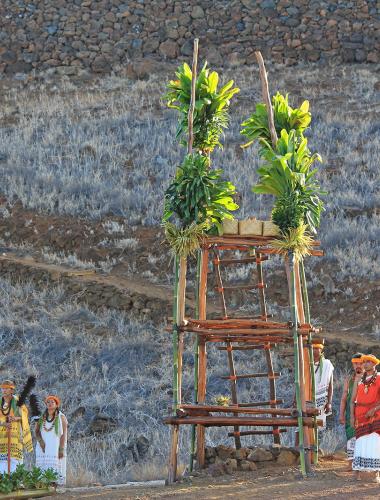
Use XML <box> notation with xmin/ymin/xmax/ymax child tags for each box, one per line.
<box><xmin>0</xmin><ymin>0</ymin><xmax>378</xmax><ymax>76</ymax></box>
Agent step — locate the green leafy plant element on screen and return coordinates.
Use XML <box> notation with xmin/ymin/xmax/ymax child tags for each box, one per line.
<box><xmin>0</xmin><ymin>464</ymin><xmax>58</xmax><ymax>493</ymax></box>
<box><xmin>241</xmin><ymin>92</ymin><xmax>311</xmax><ymax>150</ymax></box>
<box><xmin>163</xmin><ymin>153</ymin><xmax>238</xmax><ymax>230</ymax></box>
<box><xmin>166</xmin><ymin>62</ymin><xmax>240</xmax><ymax>153</ymax></box>
<box><xmin>241</xmin><ymin>89</ymin><xmax>325</xmax><ymax>239</ymax></box>
<box><xmin>254</xmin><ymin>130</ymin><xmax>325</xmax><ymax>234</ymax></box>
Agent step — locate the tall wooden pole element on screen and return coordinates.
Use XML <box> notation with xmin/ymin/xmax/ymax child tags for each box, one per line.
<box><xmin>289</xmin><ymin>251</ymin><xmax>307</xmax><ymax>477</ymax></box>
<box><xmin>300</xmin><ymin>258</ymin><xmax>318</xmax><ymax>464</ymax></box>
<box><xmin>169</xmin><ymin>38</ymin><xmax>198</xmax><ymax>483</ymax></box>
<box><xmin>295</xmin><ymin>261</ymin><xmax>312</xmax><ymax>468</ymax></box>
<box><xmin>177</xmin><ymin>256</ymin><xmax>187</xmax><ymax>406</ymax></box>
<box><xmin>190</xmin><ymin>249</ymin><xmax>201</xmax><ymax>471</ymax></box>
<box><xmin>172</xmin><ymin>256</ymin><xmax>180</xmax><ymax>412</ymax></box>
<box><xmin>255</xmin><ymin>51</ymin><xmax>278</xmax><ymax>147</ymax></box>
<box><xmin>168</xmin><ymin>256</ymin><xmax>180</xmax><ymax>484</ymax></box>
<box><xmin>196</xmin><ymin>248</ymin><xmax>208</xmax><ymax>468</ymax></box>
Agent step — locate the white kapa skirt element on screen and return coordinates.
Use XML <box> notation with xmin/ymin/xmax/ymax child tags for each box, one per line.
<box><xmin>352</xmin><ymin>432</ymin><xmax>380</xmax><ymax>471</ymax></box>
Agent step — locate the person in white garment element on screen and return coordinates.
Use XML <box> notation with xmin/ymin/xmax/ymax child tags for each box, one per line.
<box><xmin>35</xmin><ymin>395</ymin><xmax>67</xmax><ymax>485</ymax></box>
<box><xmin>313</xmin><ymin>340</ymin><xmax>334</xmax><ymax>429</ymax></box>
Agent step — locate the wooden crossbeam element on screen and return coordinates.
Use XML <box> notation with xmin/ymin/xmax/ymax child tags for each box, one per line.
<box><xmin>185</xmin><ymin>318</ymin><xmax>314</xmax><ymax>330</ymax></box>
<box><xmin>238</xmin><ymin>399</ymin><xmax>284</xmax><ymax>407</ymax></box>
<box><xmin>228</xmin><ymin>429</ymin><xmax>287</xmax><ymax>437</ymax></box>
<box><xmin>164</xmin><ymin>416</ymin><xmax>323</xmax><ymax>427</ymax></box>
<box><xmin>220</xmin><ymin>372</ymin><xmax>280</xmax><ymax>380</ymax></box>
<box><xmin>217</xmin><ymin>344</ymin><xmax>275</xmax><ymax>351</ymax></box>
<box><xmin>215</xmin><ymin>256</ymin><xmax>269</xmax><ymax>265</ymax></box>
<box><xmin>185</xmin><ymin>328</ymin><xmax>302</xmax><ymax>336</ymax></box>
<box><xmin>216</xmin><ymin>283</ymin><xmax>266</xmax><ymax>291</ymax></box>
<box><xmin>179</xmin><ymin>404</ymin><xmax>319</xmax><ymax>416</ymax></box>
<box><xmin>204</xmin><ymin>336</ymin><xmax>293</xmax><ymax>344</ymax></box>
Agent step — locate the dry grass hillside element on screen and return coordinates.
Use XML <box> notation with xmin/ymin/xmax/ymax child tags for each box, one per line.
<box><xmin>0</xmin><ymin>61</ymin><xmax>378</xmax><ymax>484</ymax></box>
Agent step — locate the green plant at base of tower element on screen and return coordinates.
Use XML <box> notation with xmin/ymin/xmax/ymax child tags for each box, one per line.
<box><xmin>166</xmin><ymin>62</ymin><xmax>240</xmax><ymax>154</ymax></box>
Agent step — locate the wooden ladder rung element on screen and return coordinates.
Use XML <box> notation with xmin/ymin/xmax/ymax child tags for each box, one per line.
<box><xmin>216</xmin><ymin>283</ymin><xmax>266</xmax><ymax>291</ymax></box>
<box><xmin>228</xmin><ymin>429</ymin><xmax>287</xmax><ymax>437</ymax></box>
<box><xmin>221</xmin><ymin>372</ymin><xmax>280</xmax><ymax>380</ymax></box>
<box><xmin>225</xmin><ymin>314</ymin><xmax>274</xmax><ymax>320</ymax></box>
<box><xmin>237</xmin><ymin>399</ymin><xmax>284</xmax><ymax>407</ymax></box>
<box><xmin>217</xmin><ymin>344</ymin><xmax>273</xmax><ymax>351</ymax></box>
<box><xmin>215</xmin><ymin>256</ymin><xmax>269</xmax><ymax>265</ymax></box>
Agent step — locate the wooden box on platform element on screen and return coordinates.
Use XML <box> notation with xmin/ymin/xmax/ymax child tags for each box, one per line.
<box><xmin>222</xmin><ymin>219</ymin><xmax>239</xmax><ymax>235</ymax></box>
<box><xmin>239</xmin><ymin>218</ymin><xmax>263</xmax><ymax>236</ymax></box>
<box><xmin>262</xmin><ymin>221</ymin><xmax>280</xmax><ymax>237</ymax></box>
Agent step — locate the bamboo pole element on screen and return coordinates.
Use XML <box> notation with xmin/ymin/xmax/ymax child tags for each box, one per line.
<box><xmin>300</xmin><ymin>258</ymin><xmax>318</xmax><ymax>464</ymax></box>
<box><xmin>177</xmin><ymin>255</ymin><xmax>187</xmax><ymax>405</ymax></box>
<box><xmin>294</xmin><ymin>261</ymin><xmax>312</xmax><ymax>470</ymax></box>
<box><xmin>255</xmin><ymin>51</ymin><xmax>278</xmax><ymax>147</ymax></box>
<box><xmin>186</xmin><ymin>38</ymin><xmax>199</xmax><ymax>472</ymax></box>
<box><xmin>196</xmin><ymin>248</ymin><xmax>208</xmax><ymax>469</ymax></box>
<box><xmin>289</xmin><ymin>251</ymin><xmax>307</xmax><ymax>477</ymax></box>
<box><xmin>190</xmin><ymin>249</ymin><xmax>201</xmax><ymax>471</ymax></box>
<box><xmin>172</xmin><ymin>257</ymin><xmax>180</xmax><ymax>412</ymax></box>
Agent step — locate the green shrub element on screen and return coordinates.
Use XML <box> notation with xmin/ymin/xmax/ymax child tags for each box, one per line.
<box><xmin>0</xmin><ymin>464</ymin><xmax>58</xmax><ymax>493</ymax></box>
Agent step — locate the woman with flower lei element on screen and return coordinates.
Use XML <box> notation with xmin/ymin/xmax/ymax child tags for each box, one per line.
<box><xmin>35</xmin><ymin>396</ymin><xmax>67</xmax><ymax>485</ymax></box>
<box><xmin>0</xmin><ymin>380</ymin><xmax>33</xmax><ymax>473</ymax></box>
<box><xmin>350</xmin><ymin>354</ymin><xmax>380</xmax><ymax>483</ymax></box>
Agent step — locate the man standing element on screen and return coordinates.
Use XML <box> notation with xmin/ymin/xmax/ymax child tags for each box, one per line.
<box><xmin>351</xmin><ymin>354</ymin><xmax>380</xmax><ymax>483</ymax></box>
<box><xmin>313</xmin><ymin>340</ymin><xmax>334</xmax><ymax>429</ymax></box>
<box><xmin>0</xmin><ymin>380</ymin><xmax>33</xmax><ymax>473</ymax></box>
<box><xmin>339</xmin><ymin>353</ymin><xmax>363</xmax><ymax>467</ymax></box>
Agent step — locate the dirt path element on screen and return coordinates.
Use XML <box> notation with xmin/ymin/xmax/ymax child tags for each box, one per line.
<box><xmin>0</xmin><ymin>253</ymin><xmax>173</xmax><ymax>303</ymax></box>
<box><xmin>51</xmin><ymin>458</ymin><xmax>380</xmax><ymax>499</ymax></box>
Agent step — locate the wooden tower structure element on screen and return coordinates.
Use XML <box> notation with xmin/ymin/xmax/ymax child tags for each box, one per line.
<box><xmin>164</xmin><ymin>235</ymin><xmax>324</xmax><ymax>482</ymax></box>
<box><xmin>163</xmin><ymin>42</ymin><xmax>325</xmax><ymax>482</ymax></box>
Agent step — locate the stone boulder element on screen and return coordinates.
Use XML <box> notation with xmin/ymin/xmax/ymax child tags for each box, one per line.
<box><xmin>247</xmin><ymin>448</ymin><xmax>273</xmax><ymax>462</ymax></box>
<box><xmin>224</xmin><ymin>458</ymin><xmax>238</xmax><ymax>474</ymax></box>
<box><xmin>240</xmin><ymin>459</ymin><xmax>257</xmax><ymax>471</ymax></box>
<box><xmin>215</xmin><ymin>444</ymin><xmax>235</xmax><ymax>460</ymax></box>
<box><xmin>159</xmin><ymin>40</ymin><xmax>178</xmax><ymax>59</ymax></box>
<box><xmin>207</xmin><ymin>463</ymin><xmax>225</xmax><ymax>477</ymax></box>
<box><xmin>276</xmin><ymin>449</ymin><xmax>298</xmax><ymax>466</ymax></box>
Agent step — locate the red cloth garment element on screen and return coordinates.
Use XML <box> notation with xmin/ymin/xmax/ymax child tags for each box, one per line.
<box><xmin>354</xmin><ymin>373</ymin><xmax>380</xmax><ymax>439</ymax></box>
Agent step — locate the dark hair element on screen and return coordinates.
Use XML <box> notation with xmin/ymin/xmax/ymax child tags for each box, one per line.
<box><xmin>44</xmin><ymin>408</ymin><xmax>59</xmax><ymax>420</ymax></box>
<box><xmin>352</xmin><ymin>352</ymin><xmax>363</xmax><ymax>359</ymax></box>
